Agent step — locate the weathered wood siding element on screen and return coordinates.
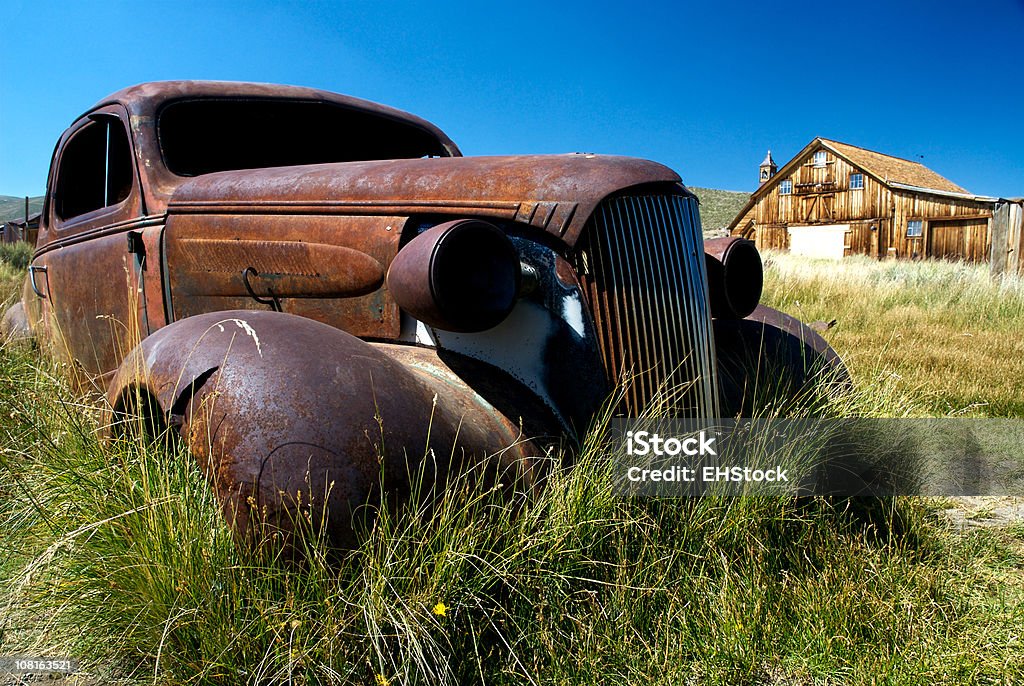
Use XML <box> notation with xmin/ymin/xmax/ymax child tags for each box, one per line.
<box><xmin>1013</xmin><ymin>202</ymin><xmax>1024</xmax><ymax>276</ymax></box>
<box><xmin>990</xmin><ymin>200</ymin><xmax>1024</xmax><ymax>277</ymax></box>
<box><xmin>889</xmin><ymin>189</ymin><xmax>992</xmax><ymax>261</ymax></box>
<box><xmin>735</xmin><ymin>145</ymin><xmax>994</xmax><ymax>262</ymax></box>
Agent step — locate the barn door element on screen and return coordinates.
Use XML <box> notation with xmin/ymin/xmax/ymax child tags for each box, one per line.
<box><xmin>928</xmin><ymin>219</ymin><xmax>988</xmax><ymax>262</ymax></box>
<box><xmin>802</xmin><ymin>195</ymin><xmax>835</xmax><ymax>223</ymax></box>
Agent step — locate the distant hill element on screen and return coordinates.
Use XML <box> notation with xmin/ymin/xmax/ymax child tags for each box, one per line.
<box><xmin>0</xmin><ymin>195</ymin><xmax>44</xmax><ymax>223</ymax></box>
<box><xmin>690</xmin><ymin>187</ymin><xmax>750</xmax><ymax>236</ymax></box>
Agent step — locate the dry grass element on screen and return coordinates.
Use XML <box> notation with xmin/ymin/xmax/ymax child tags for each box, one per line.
<box><xmin>1</xmin><ymin>243</ymin><xmax>30</xmax><ymax>319</ymax></box>
<box><xmin>759</xmin><ymin>253</ymin><xmax>1024</xmax><ymax>417</ymax></box>
<box><xmin>2</xmin><ymin>357</ymin><xmax>1020</xmax><ymax>685</ymax></box>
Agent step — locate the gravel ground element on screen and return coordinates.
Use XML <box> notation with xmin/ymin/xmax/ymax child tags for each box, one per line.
<box><xmin>938</xmin><ymin>496</ymin><xmax>1024</xmax><ymax>530</ymax></box>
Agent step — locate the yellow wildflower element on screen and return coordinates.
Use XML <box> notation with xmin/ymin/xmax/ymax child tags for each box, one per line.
<box><xmin>374</xmin><ymin>674</ymin><xmax>389</xmax><ymax>686</ymax></box>
<box><xmin>432</xmin><ymin>602</ymin><xmax>447</xmax><ymax>617</ymax></box>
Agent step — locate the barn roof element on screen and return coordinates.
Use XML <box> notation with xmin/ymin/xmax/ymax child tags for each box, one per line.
<box><xmin>9</xmin><ymin>211</ymin><xmax>41</xmax><ymax>227</ymax></box>
<box><xmin>819</xmin><ymin>139</ymin><xmax>967</xmax><ymax>194</ymax></box>
<box><xmin>726</xmin><ymin>137</ymin><xmax>989</xmax><ymax>232</ymax></box>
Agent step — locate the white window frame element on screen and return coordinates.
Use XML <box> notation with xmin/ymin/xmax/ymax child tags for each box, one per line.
<box><xmin>813</xmin><ymin>151</ymin><xmax>827</xmax><ymax>167</ymax></box>
<box><xmin>907</xmin><ymin>219</ymin><xmax>923</xmax><ymax>237</ymax></box>
<box><xmin>850</xmin><ymin>172</ymin><xmax>864</xmax><ymax>190</ymax></box>
<box><xmin>779</xmin><ymin>179</ymin><xmax>792</xmax><ymax>195</ymax></box>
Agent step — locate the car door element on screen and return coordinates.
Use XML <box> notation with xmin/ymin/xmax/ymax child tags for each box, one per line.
<box><xmin>30</xmin><ymin>105</ymin><xmax>148</xmax><ymax>383</ymax></box>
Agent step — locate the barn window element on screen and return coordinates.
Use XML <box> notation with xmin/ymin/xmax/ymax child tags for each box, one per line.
<box><xmin>779</xmin><ymin>179</ymin><xmax>792</xmax><ymax>195</ymax></box>
<box><xmin>850</xmin><ymin>173</ymin><xmax>864</xmax><ymax>190</ymax></box>
<box><xmin>813</xmin><ymin>151</ymin><xmax>827</xmax><ymax>167</ymax></box>
<box><xmin>907</xmin><ymin>220</ymin><xmax>923</xmax><ymax>237</ymax></box>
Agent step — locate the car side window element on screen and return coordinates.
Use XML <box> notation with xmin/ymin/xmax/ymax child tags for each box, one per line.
<box><xmin>55</xmin><ymin>118</ymin><xmax>133</xmax><ymax>220</ymax></box>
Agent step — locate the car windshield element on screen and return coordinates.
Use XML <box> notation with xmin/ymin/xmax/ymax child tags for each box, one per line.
<box><xmin>157</xmin><ymin>98</ymin><xmax>450</xmax><ymax>176</ymax></box>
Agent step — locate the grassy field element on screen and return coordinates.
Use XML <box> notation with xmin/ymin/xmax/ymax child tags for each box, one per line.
<box><xmin>759</xmin><ymin>253</ymin><xmax>1024</xmax><ymax>417</ymax></box>
<box><xmin>1</xmin><ymin>247</ymin><xmax>1022</xmax><ymax>685</ymax></box>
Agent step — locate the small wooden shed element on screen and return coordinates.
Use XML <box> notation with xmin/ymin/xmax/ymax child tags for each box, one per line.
<box><xmin>729</xmin><ymin>138</ymin><xmax>997</xmax><ymax>262</ymax></box>
<box><xmin>990</xmin><ymin>199</ymin><xmax>1024</xmax><ymax>277</ymax></box>
<box><xmin>2</xmin><ymin>212</ymin><xmax>41</xmax><ymax>246</ymax></box>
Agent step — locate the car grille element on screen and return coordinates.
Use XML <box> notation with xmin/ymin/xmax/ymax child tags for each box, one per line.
<box><xmin>574</xmin><ymin>192</ymin><xmax>719</xmax><ymax>418</ymax></box>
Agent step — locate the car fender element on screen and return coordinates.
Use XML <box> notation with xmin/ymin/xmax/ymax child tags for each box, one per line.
<box><xmin>713</xmin><ymin>304</ymin><xmax>850</xmax><ymax>417</ymax></box>
<box><xmin>105</xmin><ymin>309</ymin><xmax>546</xmax><ymax>548</ymax></box>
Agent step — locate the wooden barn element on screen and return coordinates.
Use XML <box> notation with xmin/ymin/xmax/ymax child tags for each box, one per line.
<box><xmin>729</xmin><ymin>138</ymin><xmax>997</xmax><ymax>262</ymax></box>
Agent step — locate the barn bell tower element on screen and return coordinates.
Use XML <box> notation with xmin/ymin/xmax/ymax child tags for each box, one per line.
<box><xmin>759</xmin><ymin>150</ymin><xmax>777</xmax><ymax>186</ymax></box>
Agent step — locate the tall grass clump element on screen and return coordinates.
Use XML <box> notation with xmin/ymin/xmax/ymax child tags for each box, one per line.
<box><xmin>2</xmin><ymin>343</ymin><xmax>1021</xmax><ymax>685</ymax></box>
<box><xmin>0</xmin><ymin>248</ymin><xmax>27</xmax><ymax>304</ymax></box>
<box><xmin>0</xmin><ymin>241</ymin><xmax>33</xmax><ymax>272</ymax></box>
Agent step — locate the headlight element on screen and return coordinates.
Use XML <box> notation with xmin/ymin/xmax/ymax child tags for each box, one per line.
<box><xmin>704</xmin><ymin>237</ymin><xmax>763</xmax><ymax>319</ymax></box>
<box><xmin>386</xmin><ymin>219</ymin><xmax>521</xmax><ymax>332</ymax></box>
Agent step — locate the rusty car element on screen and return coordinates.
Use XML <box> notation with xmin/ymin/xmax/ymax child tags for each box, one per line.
<box><xmin>1</xmin><ymin>81</ymin><xmax>844</xmax><ymax>546</ymax></box>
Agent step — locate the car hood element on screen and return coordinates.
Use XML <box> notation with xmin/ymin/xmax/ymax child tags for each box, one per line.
<box><xmin>166</xmin><ymin>154</ymin><xmax>683</xmax><ymax>244</ymax></box>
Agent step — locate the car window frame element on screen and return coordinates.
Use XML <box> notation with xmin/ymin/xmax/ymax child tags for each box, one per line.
<box><xmin>49</xmin><ymin>104</ymin><xmax>143</xmax><ymax>238</ymax></box>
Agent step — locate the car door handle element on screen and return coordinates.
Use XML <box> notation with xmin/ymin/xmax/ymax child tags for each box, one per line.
<box><xmin>29</xmin><ymin>265</ymin><xmax>48</xmax><ymax>300</ymax></box>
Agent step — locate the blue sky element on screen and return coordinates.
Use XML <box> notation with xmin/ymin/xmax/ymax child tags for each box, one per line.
<box><xmin>1</xmin><ymin>0</ymin><xmax>1022</xmax><ymax>199</ymax></box>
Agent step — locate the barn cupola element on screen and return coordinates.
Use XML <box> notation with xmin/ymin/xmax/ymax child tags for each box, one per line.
<box><xmin>759</xmin><ymin>150</ymin><xmax>777</xmax><ymax>186</ymax></box>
